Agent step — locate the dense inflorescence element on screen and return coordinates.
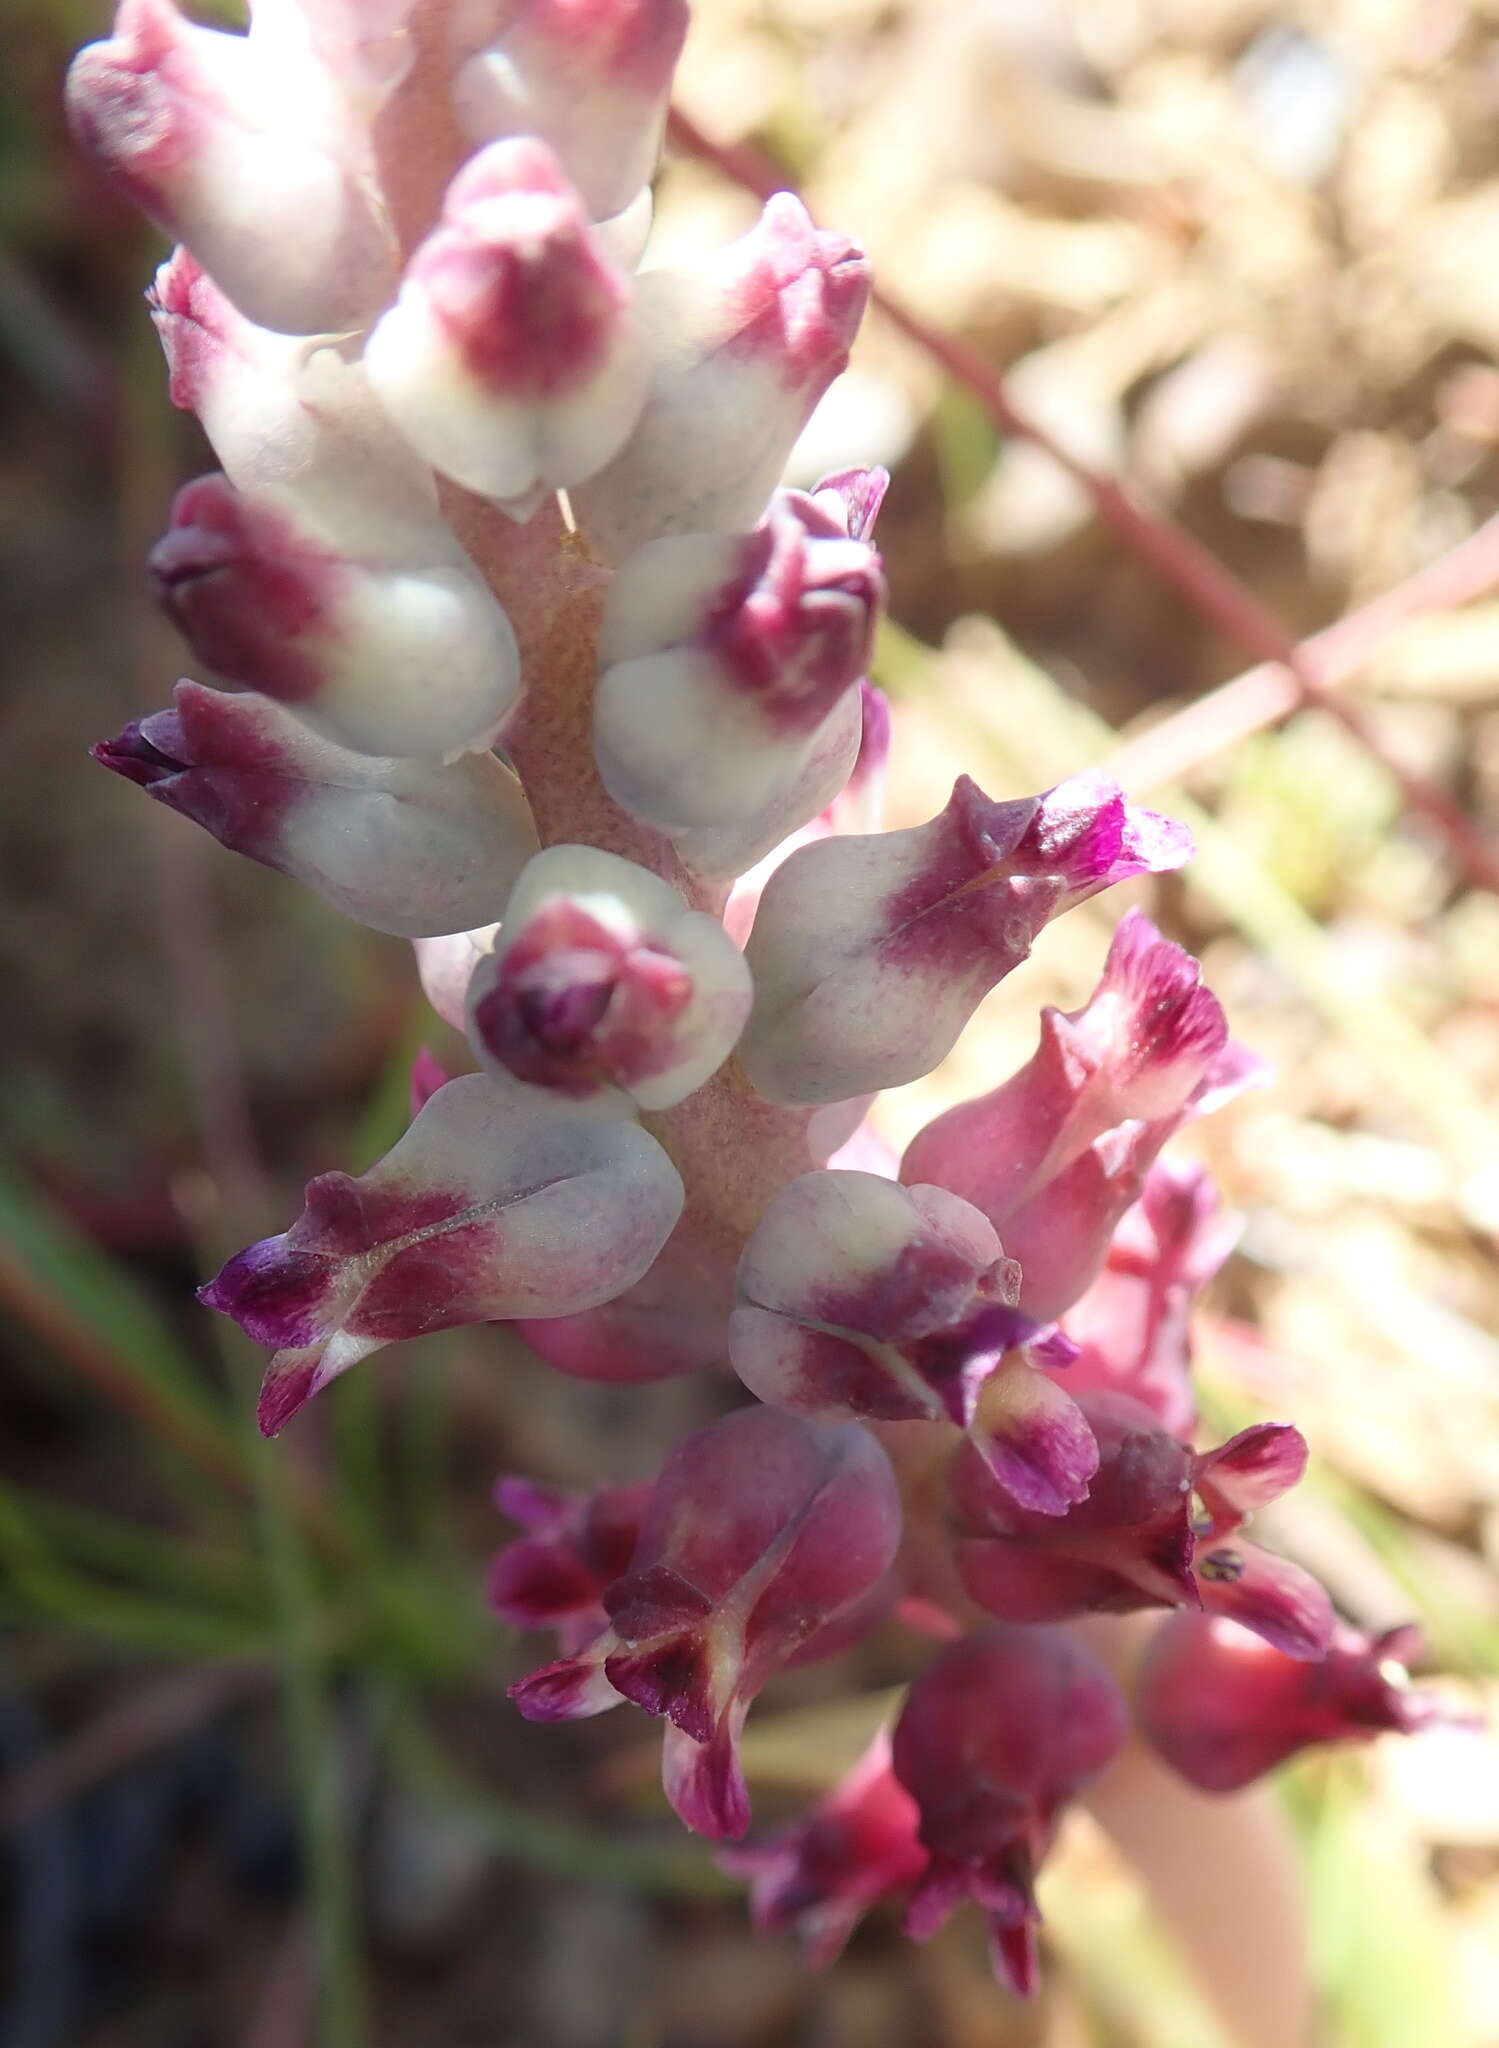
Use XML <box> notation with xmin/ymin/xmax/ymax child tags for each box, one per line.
<box><xmin>72</xmin><ymin>0</ymin><xmax>1442</xmax><ymax>1999</ymax></box>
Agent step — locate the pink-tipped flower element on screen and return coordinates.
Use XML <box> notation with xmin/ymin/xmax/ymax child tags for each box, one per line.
<box><xmin>901</xmin><ymin>910</ymin><xmax>1250</xmax><ymax>1319</ymax></box>
<box><xmin>454</xmin><ymin>0</ymin><xmax>689</xmax><ymax>225</ymax></box>
<box><xmin>364</xmin><ymin>140</ymin><xmax>648</xmax><ymax>517</ymax></box>
<box><xmin>487</xmin><ymin>1474</ymin><xmax>650</xmax><ymax>1655</ymax></box>
<box><xmin>1138</xmin><ymin>1613</ymin><xmax>1447</xmax><ymax>1792</ymax></box>
<box><xmin>510</xmin><ymin>1406</ymin><xmax>902</xmax><ymax>1839</ymax></box>
<box><xmin>66</xmin><ymin>0</ymin><xmax>394</xmax><ymax>334</ymax></box>
<box><xmin>593</xmin><ymin>483</ymin><xmax>885</xmax><ymax>864</ymax></box>
<box><xmin>1059</xmin><ymin>1160</ymin><xmax>1240</xmax><ymax>1437</ymax></box>
<box><xmin>465</xmin><ymin>845</ymin><xmax>752</xmax><ymax>1114</ymax></box>
<box><xmin>571</xmin><ymin>195</ymin><xmax>871</xmax><ymax>564</ymax></box>
<box><xmin>951</xmin><ymin>1392</ymin><xmax>1333</xmax><ymax>1660</ymax></box>
<box><xmin>200</xmin><ymin>1074</ymin><xmax>684</xmax><ymax>1434</ymax></box>
<box><xmin>740</xmin><ymin>782</ymin><xmax>1192</xmax><ymax>1108</ymax></box>
<box><xmin>149</xmin><ymin>473</ymin><xmax>521</xmax><ymax>758</ymax></box>
<box><xmin>720</xmin><ymin>1733</ymin><xmax>927</xmax><ymax>1965</ymax></box>
<box><xmin>731</xmin><ymin>1171</ymin><xmax>1099</xmax><ymax>1516</ymax></box>
<box><xmin>890</xmin><ymin>1624</ymin><xmax>1128</xmax><ymax>1997</ymax></box>
<box><xmin>92</xmin><ymin>680</ymin><xmax>537</xmax><ymax>937</ymax></box>
<box><xmin>148</xmin><ymin>252</ymin><xmax>430</xmax><ymax>518</ymax></box>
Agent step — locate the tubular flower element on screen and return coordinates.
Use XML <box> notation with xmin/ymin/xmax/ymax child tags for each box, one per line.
<box><xmin>1137</xmin><ymin>1614</ymin><xmax>1448</xmax><ymax>1792</ymax></box>
<box><xmin>148</xmin><ymin>472</ymin><xmax>522</xmax><ymax>758</ymax></box>
<box><xmin>453</xmin><ymin>0</ymin><xmax>689</xmax><ymax>227</ymax></box>
<box><xmin>510</xmin><ymin>1406</ymin><xmax>902</xmax><ymax>1839</ymax></box>
<box><xmin>719</xmin><ymin>1733</ymin><xmax>927</xmax><ymax>1965</ymax></box>
<box><xmin>731</xmin><ymin>1171</ymin><xmax>1099</xmax><ymax>1515</ymax></box>
<box><xmin>739</xmin><ymin>781</ymin><xmax>1191</xmax><ymax>1107</ymax></box>
<box><xmin>570</xmin><ymin>194</ymin><xmax>871</xmax><ymax>563</ymax></box>
<box><xmin>201</xmin><ymin>1076</ymin><xmax>684</xmax><ymax>1434</ymax></box>
<box><xmin>465</xmin><ymin>845</ymin><xmax>752</xmax><ymax>1114</ymax></box>
<box><xmin>950</xmin><ymin>1392</ymin><xmax>1334</xmax><ymax>1660</ymax></box>
<box><xmin>901</xmin><ymin>910</ymin><xmax>1256</xmax><ymax>1319</ymax></box>
<box><xmin>890</xmin><ymin>1625</ymin><xmax>1129</xmax><ymax>1997</ymax></box>
<box><xmin>76</xmin><ymin>0</ymin><xmax>1443</xmax><ymax>2010</ymax></box>
<box><xmin>364</xmin><ymin>139</ymin><xmax>649</xmax><ymax>516</ymax></box>
<box><xmin>66</xmin><ymin>0</ymin><xmax>398</xmax><ymax>335</ymax></box>
<box><xmin>93</xmin><ymin>680</ymin><xmax>537</xmax><ymax>937</ymax></box>
<box><xmin>593</xmin><ymin>481</ymin><xmax>885</xmax><ymax>863</ymax></box>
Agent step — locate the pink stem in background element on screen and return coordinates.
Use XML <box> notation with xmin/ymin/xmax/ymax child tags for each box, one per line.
<box><xmin>667</xmin><ymin>106</ymin><xmax>1499</xmax><ymax>898</ymax></box>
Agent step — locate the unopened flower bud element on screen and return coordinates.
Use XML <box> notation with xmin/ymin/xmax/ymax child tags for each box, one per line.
<box><xmin>741</xmin><ymin>780</ymin><xmax>1191</xmax><ymax>1108</ymax></box>
<box><xmin>466</xmin><ymin>846</ymin><xmax>752</xmax><ymax>1114</ymax></box>
<box><xmin>201</xmin><ymin>1075</ymin><xmax>685</xmax><ymax>1435</ymax></box>
<box><xmin>1138</xmin><ymin>1614</ymin><xmax>1445</xmax><ymax>1792</ymax></box>
<box><xmin>951</xmin><ymin>1392</ymin><xmax>1332</xmax><ymax>1658</ymax></box>
<box><xmin>890</xmin><ymin>1624</ymin><xmax>1128</xmax><ymax>1996</ymax></box>
<box><xmin>902</xmin><ymin>911</ymin><xmax>1253</xmax><ymax>1318</ymax></box>
<box><xmin>731</xmin><ymin>1171</ymin><xmax>1100</xmax><ymax>1514</ymax></box>
<box><xmin>454</xmin><ymin>0</ymin><xmax>689</xmax><ymax>225</ymax></box>
<box><xmin>1059</xmin><ymin>1161</ymin><xmax>1240</xmax><ymax>1436</ymax></box>
<box><xmin>93</xmin><ymin>680</ymin><xmax>537</xmax><ymax>937</ymax></box>
<box><xmin>149</xmin><ymin>473</ymin><xmax>521</xmax><ymax>758</ymax></box>
<box><xmin>571</xmin><ymin>195</ymin><xmax>871</xmax><ymax>563</ymax></box>
<box><xmin>364</xmin><ymin>140</ymin><xmax>648</xmax><ymax>516</ymax></box>
<box><xmin>593</xmin><ymin>486</ymin><xmax>884</xmax><ymax>856</ymax></box>
<box><xmin>487</xmin><ymin>1473</ymin><xmax>650</xmax><ymax>1655</ymax></box>
<box><xmin>511</xmin><ymin>1407</ymin><xmax>901</xmax><ymax>1839</ymax></box>
<box><xmin>66</xmin><ymin>0</ymin><xmax>394</xmax><ymax>334</ymax></box>
<box><xmin>720</xmin><ymin>1733</ymin><xmax>927</xmax><ymax>1965</ymax></box>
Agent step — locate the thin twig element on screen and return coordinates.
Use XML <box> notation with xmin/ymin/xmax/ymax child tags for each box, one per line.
<box><xmin>1109</xmin><ymin>512</ymin><xmax>1499</xmax><ymax>793</ymax></box>
<box><xmin>667</xmin><ymin>106</ymin><xmax>1499</xmax><ymax>897</ymax></box>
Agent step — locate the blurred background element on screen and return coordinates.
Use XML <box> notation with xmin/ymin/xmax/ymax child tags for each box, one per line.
<box><xmin>3</xmin><ymin>0</ymin><xmax>1499</xmax><ymax>2042</ymax></box>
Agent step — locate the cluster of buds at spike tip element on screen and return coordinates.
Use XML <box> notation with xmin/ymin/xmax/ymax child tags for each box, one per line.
<box><xmin>72</xmin><ymin>0</ymin><xmax>1444</xmax><ymax>2010</ymax></box>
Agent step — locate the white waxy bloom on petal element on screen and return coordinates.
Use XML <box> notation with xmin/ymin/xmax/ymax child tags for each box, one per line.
<box><xmin>149</xmin><ymin>471</ymin><xmax>521</xmax><ymax>759</ymax></box>
<box><xmin>453</xmin><ymin>0</ymin><xmax>689</xmax><ymax>226</ymax></box>
<box><xmin>465</xmin><ymin>846</ymin><xmax>752</xmax><ymax>1116</ymax></box>
<box><xmin>365</xmin><ymin>139</ymin><xmax>649</xmax><ymax>517</ymax></box>
<box><xmin>593</xmin><ymin>484</ymin><xmax>885</xmax><ymax>869</ymax></box>
<box><xmin>93</xmin><ymin>681</ymin><xmax>537</xmax><ymax>937</ymax></box>
<box><xmin>66</xmin><ymin>0</ymin><xmax>395</xmax><ymax>334</ymax></box>
<box><xmin>570</xmin><ymin>195</ymin><xmax>871</xmax><ymax>564</ymax></box>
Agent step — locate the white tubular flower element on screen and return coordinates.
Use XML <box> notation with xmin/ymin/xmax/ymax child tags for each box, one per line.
<box><xmin>453</xmin><ymin>0</ymin><xmax>689</xmax><ymax>226</ymax></box>
<box><xmin>66</xmin><ymin>0</ymin><xmax>397</xmax><ymax>334</ymax></box>
<box><xmin>93</xmin><ymin>681</ymin><xmax>537</xmax><ymax>937</ymax></box>
<box><xmin>364</xmin><ymin>138</ymin><xmax>650</xmax><ymax>517</ymax></box>
<box><xmin>593</xmin><ymin>481</ymin><xmax>885</xmax><ymax>871</ymax></box>
<box><xmin>465</xmin><ymin>846</ymin><xmax>752</xmax><ymax>1116</ymax></box>
<box><xmin>570</xmin><ymin>196</ymin><xmax>871</xmax><ymax>564</ymax></box>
